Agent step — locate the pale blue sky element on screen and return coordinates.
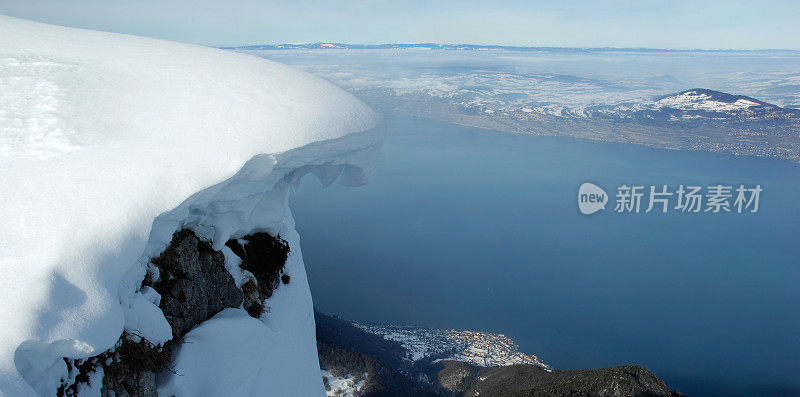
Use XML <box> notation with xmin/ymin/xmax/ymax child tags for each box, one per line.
<box><xmin>1</xmin><ymin>0</ymin><xmax>798</xmax><ymax>49</ymax></box>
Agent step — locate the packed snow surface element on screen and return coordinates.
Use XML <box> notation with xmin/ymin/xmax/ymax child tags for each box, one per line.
<box><xmin>160</xmin><ymin>309</ymin><xmax>323</xmax><ymax>396</ymax></box>
<box><xmin>0</xmin><ymin>15</ymin><xmax>382</xmax><ymax>395</ymax></box>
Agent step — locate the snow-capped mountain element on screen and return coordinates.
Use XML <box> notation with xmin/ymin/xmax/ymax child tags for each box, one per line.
<box><xmin>653</xmin><ymin>89</ymin><xmax>772</xmax><ymax>111</ymax></box>
<box><xmin>589</xmin><ymin>88</ymin><xmax>800</xmax><ymax>122</ymax></box>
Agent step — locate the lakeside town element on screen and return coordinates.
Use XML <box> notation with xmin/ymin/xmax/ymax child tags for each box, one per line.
<box><xmin>352</xmin><ymin>322</ymin><xmax>550</xmax><ymax>369</ymax></box>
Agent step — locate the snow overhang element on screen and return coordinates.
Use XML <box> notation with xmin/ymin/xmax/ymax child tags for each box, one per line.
<box><xmin>0</xmin><ymin>15</ymin><xmax>383</xmax><ymax>395</ymax></box>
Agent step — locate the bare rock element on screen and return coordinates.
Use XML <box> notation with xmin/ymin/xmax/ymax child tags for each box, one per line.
<box><xmin>147</xmin><ymin>229</ymin><xmax>243</xmax><ymax>338</ymax></box>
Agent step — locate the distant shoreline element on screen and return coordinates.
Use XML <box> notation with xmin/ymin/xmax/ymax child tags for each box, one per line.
<box><xmin>223</xmin><ymin>43</ymin><xmax>800</xmax><ymax>53</ymax></box>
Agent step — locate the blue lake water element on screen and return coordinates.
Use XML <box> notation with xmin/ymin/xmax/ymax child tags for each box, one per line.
<box><xmin>290</xmin><ymin>115</ymin><xmax>800</xmax><ymax>396</ymax></box>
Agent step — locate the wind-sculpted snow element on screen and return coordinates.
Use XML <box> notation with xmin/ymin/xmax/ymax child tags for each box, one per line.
<box><xmin>0</xmin><ymin>15</ymin><xmax>382</xmax><ymax>395</ymax></box>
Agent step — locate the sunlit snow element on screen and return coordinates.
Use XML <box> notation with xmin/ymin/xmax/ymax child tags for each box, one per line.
<box><xmin>0</xmin><ymin>15</ymin><xmax>382</xmax><ymax>395</ymax></box>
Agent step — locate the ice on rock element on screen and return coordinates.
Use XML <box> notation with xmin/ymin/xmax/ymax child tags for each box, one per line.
<box><xmin>0</xmin><ymin>15</ymin><xmax>383</xmax><ymax>395</ymax></box>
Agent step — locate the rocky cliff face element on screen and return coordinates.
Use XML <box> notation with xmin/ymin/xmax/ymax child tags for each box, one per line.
<box><xmin>145</xmin><ymin>229</ymin><xmax>244</xmax><ymax>339</ymax></box>
<box><xmin>57</xmin><ymin>229</ymin><xmax>291</xmax><ymax>396</ymax></box>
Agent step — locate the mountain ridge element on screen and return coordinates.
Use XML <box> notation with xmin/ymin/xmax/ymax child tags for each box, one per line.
<box><xmin>225</xmin><ymin>43</ymin><xmax>800</xmax><ymax>53</ymax></box>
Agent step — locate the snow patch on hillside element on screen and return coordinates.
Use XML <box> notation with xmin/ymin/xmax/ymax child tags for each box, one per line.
<box><xmin>650</xmin><ymin>90</ymin><xmax>761</xmax><ymax>111</ymax></box>
<box><xmin>322</xmin><ymin>370</ymin><xmax>367</xmax><ymax>396</ymax></box>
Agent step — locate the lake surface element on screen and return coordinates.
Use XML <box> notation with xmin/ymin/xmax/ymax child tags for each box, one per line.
<box><xmin>290</xmin><ymin>115</ymin><xmax>800</xmax><ymax>396</ymax></box>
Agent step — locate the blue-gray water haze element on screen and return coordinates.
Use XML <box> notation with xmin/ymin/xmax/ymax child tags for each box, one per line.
<box><xmin>291</xmin><ymin>116</ymin><xmax>800</xmax><ymax>396</ymax></box>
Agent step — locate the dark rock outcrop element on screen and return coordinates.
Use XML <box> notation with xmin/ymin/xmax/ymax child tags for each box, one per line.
<box><xmin>88</xmin><ymin>229</ymin><xmax>244</xmax><ymax>396</ymax></box>
<box><xmin>234</xmin><ymin>232</ymin><xmax>290</xmax><ymax>299</ymax></box>
<box><xmin>58</xmin><ymin>332</ymin><xmax>170</xmax><ymax>397</ymax></box>
<box><xmin>99</xmin><ymin>334</ymin><xmax>171</xmax><ymax>397</ymax></box>
<box><xmin>225</xmin><ymin>232</ymin><xmax>290</xmax><ymax>318</ymax></box>
<box><xmin>146</xmin><ymin>229</ymin><xmax>243</xmax><ymax>338</ymax></box>
<box><xmin>59</xmin><ymin>228</ymin><xmax>291</xmax><ymax>397</ymax></box>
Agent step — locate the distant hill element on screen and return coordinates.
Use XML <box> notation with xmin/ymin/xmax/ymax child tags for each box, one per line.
<box><xmin>586</xmin><ymin>88</ymin><xmax>800</xmax><ymax>123</ymax></box>
<box><xmin>436</xmin><ymin>361</ymin><xmax>684</xmax><ymax>397</ymax></box>
<box><xmin>654</xmin><ymin>89</ymin><xmax>776</xmax><ymax>108</ymax></box>
<box><xmin>315</xmin><ymin>311</ymin><xmax>683</xmax><ymax>397</ymax></box>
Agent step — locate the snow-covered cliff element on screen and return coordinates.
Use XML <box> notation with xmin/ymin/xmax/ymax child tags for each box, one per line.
<box><xmin>0</xmin><ymin>15</ymin><xmax>383</xmax><ymax>395</ymax></box>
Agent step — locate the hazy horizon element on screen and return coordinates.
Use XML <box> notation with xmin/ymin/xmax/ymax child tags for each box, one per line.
<box><xmin>228</xmin><ymin>42</ymin><xmax>800</xmax><ymax>52</ymax></box>
<box><xmin>1</xmin><ymin>1</ymin><xmax>799</xmax><ymax>50</ymax></box>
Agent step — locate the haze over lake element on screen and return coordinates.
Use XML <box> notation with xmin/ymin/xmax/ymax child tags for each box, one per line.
<box><xmin>291</xmin><ymin>115</ymin><xmax>800</xmax><ymax>397</ymax></box>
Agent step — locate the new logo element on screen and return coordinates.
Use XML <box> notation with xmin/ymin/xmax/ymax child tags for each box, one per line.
<box><xmin>578</xmin><ymin>182</ymin><xmax>608</xmax><ymax>215</ymax></box>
